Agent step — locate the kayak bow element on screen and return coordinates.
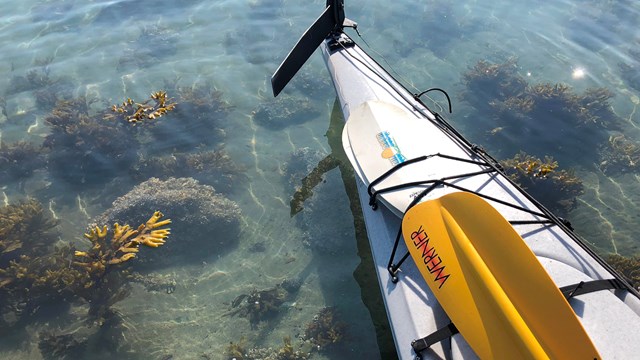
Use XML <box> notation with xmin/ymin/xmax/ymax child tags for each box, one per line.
<box><xmin>271</xmin><ymin>1</ymin><xmax>640</xmax><ymax>359</ymax></box>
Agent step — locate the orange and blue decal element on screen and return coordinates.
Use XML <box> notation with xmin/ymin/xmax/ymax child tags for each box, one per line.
<box><xmin>376</xmin><ymin>131</ymin><xmax>406</xmax><ymax>165</ymax></box>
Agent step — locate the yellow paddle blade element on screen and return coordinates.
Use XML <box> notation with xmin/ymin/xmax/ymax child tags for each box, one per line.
<box><xmin>402</xmin><ymin>192</ymin><xmax>600</xmax><ymax>359</ymax></box>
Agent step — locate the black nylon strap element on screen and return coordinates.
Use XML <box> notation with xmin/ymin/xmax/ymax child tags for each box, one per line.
<box><xmin>411</xmin><ymin>322</ymin><xmax>458</xmax><ymax>353</ymax></box>
<box><xmin>410</xmin><ymin>279</ymin><xmax>625</xmax><ymax>355</ymax></box>
<box><xmin>560</xmin><ymin>278</ymin><xmax>628</xmax><ymax>299</ymax></box>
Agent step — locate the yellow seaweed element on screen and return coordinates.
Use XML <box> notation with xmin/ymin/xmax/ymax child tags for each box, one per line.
<box><xmin>73</xmin><ymin>212</ymin><xmax>171</xmax><ymax>278</ymax></box>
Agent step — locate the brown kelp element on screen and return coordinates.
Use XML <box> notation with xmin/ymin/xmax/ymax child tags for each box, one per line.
<box><xmin>0</xmin><ymin>141</ymin><xmax>47</xmax><ymax>190</ymax></box>
<box><xmin>462</xmin><ymin>58</ymin><xmax>622</xmax><ymax>163</ymax></box>
<box><xmin>229</xmin><ymin>278</ymin><xmax>302</xmax><ymax>327</ymax></box>
<box><xmin>117</xmin><ymin>25</ymin><xmax>179</xmax><ymax>70</ymax></box>
<box><xmin>0</xmin><ymin>245</ymin><xmax>84</xmax><ymax>330</ymax></box>
<box><xmin>219</xmin><ymin>303</ymin><xmax>348</xmax><ymax>360</ymax></box>
<box><xmin>252</xmin><ymin>94</ymin><xmax>321</xmax><ymax>130</ymax></box>
<box><xmin>0</xmin><ymin>199</ymin><xmax>58</xmax><ymax>266</ymax></box>
<box><xmin>463</xmin><ymin>59</ymin><xmax>619</xmax><ymax>130</ymax></box>
<box><xmin>224</xmin><ymin>336</ymin><xmax>312</xmax><ymax>360</ymax></box>
<box><xmin>599</xmin><ymin>133</ymin><xmax>640</xmax><ymax>175</ymax></box>
<box><xmin>607</xmin><ymin>254</ymin><xmax>640</xmax><ymax>289</ymax></box>
<box><xmin>303</xmin><ymin>307</ymin><xmax>347</xmax><ymax>351</ymax></box>
<box><xmin>7</xmin><ymin>57</ymin><xmax>55</xmax><ymax>95</ymax></box>
<box><xmin>0</xmin><ymin>203</ymin><xmax>171</xmax><ymax>334</ymax></box>
<box><xmin>43</xmin><ymin>97</ymin><xmax>140</xmax><ymax>187</ymax></box>
<box><xmin>293</xmin><ymin>164</ymin><xmax>354</xmax><ymax>255</ymax></box>
<box><xmin>461</xmin><ymin>58</ymin><xmax>527</xmax><ymax>111</ymax></box>
<box><xmin>5</xmin><ymin>56</ymin><xmax>75</xmax><ymax>111</ymax></box>
<box><xmin>0</xmin><ymin>199</ymin><xmax>64</xmax><ymax>329</ymax></box>
<box><xmin>521</xmin><ymin>84</ymin><xmax>616</xmax><ymax>128</ymax></box>
<box><xmin>38</xmin><ymin>330</ymin><xmax>87</xmax><ymax>360</ymax></box>
<box><xmin>137</xmin><ymin>80</ymin><xmax>233</xmax><ymax>152</ymax></box>
<box><xmin>500</xmin><ymin>152</ymin><xmax>584</xmax><ymax>216</ymax></box>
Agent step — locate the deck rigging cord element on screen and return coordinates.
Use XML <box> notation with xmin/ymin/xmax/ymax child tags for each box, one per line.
<box><xmin>351</xmin><ymin>27</ymin><xmax>450</xmax><ymax>114</ymax></box>
<box><xmin>328</xmin><ymin>28</ymin><xmax>640</xmax><ymax>298</ymax></box>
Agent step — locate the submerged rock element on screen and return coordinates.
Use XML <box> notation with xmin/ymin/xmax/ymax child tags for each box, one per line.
<box><xmin>252</xmin><ymin>95</ymin><xmax>320</xmax><ymax>130</ymax></box>
<box><xmin>283</xmin><ymin>147</ymin><xmax>354</xmax><ymax>254</ymax></box>
<box><xmin>283</xmin><ymin>147</ymin><xmax>328</xmax><ymax>192</ymax></box>
<box><xmin>92</xmin><ymin>177</ymin><xmax>241</xmax><ymax>268</ymax></box>
<box><xmin>297</xmin><ymin>168</ymin><xmax>354</xmax><ymax>255</ymax></box>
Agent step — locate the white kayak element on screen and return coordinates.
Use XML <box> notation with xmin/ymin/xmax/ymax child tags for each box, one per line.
<box><xmin>271</xmin><ymin>1</ymin><xmax>640</xmax><ymax>359</ymax></box>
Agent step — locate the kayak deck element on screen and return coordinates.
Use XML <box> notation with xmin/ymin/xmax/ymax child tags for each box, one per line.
<box><xmin>321</xmin><ymin>33</ymin><xmax>640</xmax><ymax>359</ymax></box>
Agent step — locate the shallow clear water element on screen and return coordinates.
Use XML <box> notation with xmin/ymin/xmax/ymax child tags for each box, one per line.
<box><xmin>0</xmin><ymin>0</ymin><xmax>639</xmax><ymax>359</ymax></box>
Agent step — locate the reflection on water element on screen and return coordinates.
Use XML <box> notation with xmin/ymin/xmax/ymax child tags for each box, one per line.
<box><xmin>0</xmin><ymin>0</ymin><xmax>639</xmax><ymax>359</ymax></box>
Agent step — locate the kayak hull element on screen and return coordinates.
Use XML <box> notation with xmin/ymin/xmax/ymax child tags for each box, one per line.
<box><xmin>321</xmin><ymin>34</ymin><xmax>640</xmax><ymax>359</ymax></box>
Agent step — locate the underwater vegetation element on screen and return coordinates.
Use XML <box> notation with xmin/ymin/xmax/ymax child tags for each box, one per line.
<box><xmin>38</xmin><ymin>330</ymin><xmax>86</xmax><ymax>360</ymax></box>
<box><xmin>598</xmin><ymin>133</ymin><xmax>640</xmax><ymax>175</ymax></box>
<box><xmin>0</xmin><ymin>141</ymin><xmax>47</xmax><ymax>189</ymax></box>
<box><xmin>143</xmin><ymin>80</ymin><xmax>233</xmax><ymax>152</ymax></box>
<box><xmin>525</xmin><ymin>84</ymin><xmax>616</xmax><ymax>128</ymax></box>
<box><xmin>224</xmin><ymin>26</ymin><xmax>277</xmax><ymax>66</ymax></box>
<box><xmin>0</xmin><ymin>199</ymin><xmax>58</xmax><ymax>268</ymax></box>
<box><xmin>0</xmin><ymin>198</ymin><xmax>173</xmax><ymax>359</ymax></box>
<box><xmin>93</xmin><ymin>177</ymin><xmax>241</xmax><ymax>268</ymax></box>
<box><xmin>73</xmin><ymin>212</ymin><xmax>172</xmax><ymax>323</ymax></box>
<box><xmin>7</xmin><ymin>64</ymin><xmax>53</xmax><ymax>95</ymax></box>
<box><xmin>35</xmin><ymin>309</ymin><xmax>133</xmax><ymax>359</ymax></box>
<box><xmin>463</xmin><ymin>59</ymin><xmax>617</xmax><ymax>128</ymax></box>
<box><xmin>0</xmin><ymin>202</ymin><xmax>65</xmax><ymax>316</ymax></box>
<box><xmin>253</xmin><ymin>95</ymin><xmax>321</xmax><ymax>130</ymax></box>
<box><xmin>168</xmin><ymin>80</ymin><xmax>234</xmax><ymax>121</ymax></box>
<box><xmin>225</xmin><ymin>335</ymin><xmax>312</xmax><ymax>360</ymax></box>
<box><xmin>40</xmin><ymin>87</ymin><xmax>237</xmax><ymax>192</ymax></box>
<box><xmin>131</xmin><ymin>149</ymin><xmax>246</xmax><ymax>194</ymax></box>
<box><xmin>286</xmin><ymin>68</ymin><xmax>333</xmax><ymax>100</ymax></box>
<box><xmin>73</xmin><ymin>211</ymin><xmax>171</xmax><ymax>286</ymax></box>
<box><xmin>500</xmin><ymin>152</ymin><xmax>584</xmax><ymax>216</ymax></box>
<box><xmin>283</xmin><ymin>147</ymin><xmax>329</xmax><ymax>193</ymax></box>
<box><xmin>5</xmin><ymin>56</ymin><xmax>75</xmax><ymax>111</ymax></box>
<box><xmin>223</xmin><ymin>305</ymin><xmax>347</xmax><ymax>360</ymax></box>
<box><xmin>295</xmin><ymin>166</ymin><xmax>354</xmax><ymax>255</ymax></box>
<box><xmin>460</xmin><ymin>58</ymin><xmax>527</xmax><ymax>111</ymax></box>
<box><xmin>118</xmin><ymin>24</ymin><xmax>179</xmax><ymax>70</ymax></box>
<box><xmin>0</xmin><ymin>205</ymin><xmax>171</xmax><ymax>328</ymax></box>
<box><xmin>107</xmin><ymin>91</ymin><xmax>177</xmax><ymax>124</ymax></box>
<box><xmin>276</xmin><ymin>336</ymin><xmax>312</xmax><ymax>360</ymax></box>
<box><xmin>462</xmin><ymin>58</ymin><xmax>622</xmax><ymax>163</ymax></box>
<box><xmin>3</xmin><ymin>70</ymin><xmax>241</xmax><ymax>201</ymax></box>
<box><xmin>0</xmin><ymin>245</ymin><xmax>79</xmax><ymax>331</ymax></box>
<box><xmin>303</xmin><ymin>306</ymin><xmax>347</xmax><ymax>351</ymax></box>
<box><xmin>607</xmin><ymin>254</ymin><xmax>640</xmax><ymax>289</ymax></box>
<box><xmin>0</xmin><ymin>200</ymin><xmax>82</xmax><ymax>331</ymax></box>
<box><xmin>229</xmin><ymin>278</ymin><xmax>302</xmax><ymax>327</ymax></box>
<box><xmin>43</xmin><ymin>97</ymin><xmax>140</xmax><ymax>188</ymax></box>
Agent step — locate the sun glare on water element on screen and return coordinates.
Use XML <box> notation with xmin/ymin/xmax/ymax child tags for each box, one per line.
<box><xmin>572</xmin><ymin>67</ymin><xmax>586</xmax><ymax>79</ymax></box>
